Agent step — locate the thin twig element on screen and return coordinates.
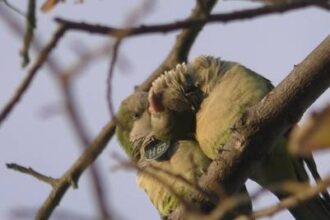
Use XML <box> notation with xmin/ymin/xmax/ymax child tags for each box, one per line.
<box><xmin>55</xmin><ymin>1</ymin><xmax>330</xmax><ymax>38</ymax></box>
<box><xmin>1</xmin><ymin>0</ymin><xmax>25</xmax><ymax>16</ymax></box>
<box><xmin>63</xmin><ymin>44</ymin><xmax>112</xmax><ymax>79</ymax></box>
<box><xmin>6</xmin><ymin>163</ymin><xmax>58</xmax><ymax>187</ymax></box>
<box><xmin>106</xmin><ymin>0</ymin><xmax>155</xmax><ymax>118</ymax></box>
<box><xmin>106</xmin><ymin>39</ymin><xmax>121</xmax><ymax>118</ymax></box>
<box><xmin>20</xmin><ymin>0</ymin><xmax>36</xmax><ymax>67</ymax></box>
<box><xmin>58</xmin><ymin>53</ymin><xmax>112</xmax><ymax>220</ymax></box>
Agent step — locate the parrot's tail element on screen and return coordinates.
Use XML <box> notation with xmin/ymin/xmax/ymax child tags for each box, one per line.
<box><xmin>283</xmin><ymin>156</ymin><xmax>330</xmax><ymax>220</ymax></box>
<box><xmin>304</xmin><ymin>157</ymin><xmax>330</xmax><ymax>205</ymax></box>
<box><xmin>252</xmin><ymin>138</ymin><xmax>330</xmax><ymax>220</ymax></box>
<box><xmin>287</xmin><ymin>196</ymin><xmax>330</xmax><ymax>220</ymax></box>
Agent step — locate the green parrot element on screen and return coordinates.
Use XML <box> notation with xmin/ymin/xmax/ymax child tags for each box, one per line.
<box><xmin>147</xmin><ymin>55</ymin><xmax>330</xmax><ymax>219</ymax></box>
<box><xmin>116</xmin><ymin>92</ymin><xmax>252</xmax><ymax>218</ymax></box>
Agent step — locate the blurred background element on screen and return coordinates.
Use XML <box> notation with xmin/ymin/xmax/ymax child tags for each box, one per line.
<box><xmin>0</xmin><ymin>0</ymin><xmax>330</xmax><ymax>219</ymax></box>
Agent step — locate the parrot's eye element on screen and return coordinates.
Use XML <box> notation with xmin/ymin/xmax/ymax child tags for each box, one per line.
<box><xmin>132</xmin><ymin>112</ymin><xmax>140</xmax><ymax>120</ymax></box>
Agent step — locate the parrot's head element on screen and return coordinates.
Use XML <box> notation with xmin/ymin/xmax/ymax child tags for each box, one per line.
<box><xmin>116</xmin><ymin>91</ymin><xmax>173</xmax><ymax>162</ymax></box>
<box><xmin>148</xmin><ymin>90</ymin><xmax>196</xmax><ymax>142</ymax></box>
<box><xmin>147</xmin><ymin>63</ymin><xmax>204</xmax><ymax>142</ymax></box>
<box><xmin>116</xmin><ymin>57</ymin><xmax>222</xmax><ymax>161</ymax></box>
<box><xmin>116</xmin><ymin>91</ymin><xmax>150</xmax><ymax>161</ymax></box>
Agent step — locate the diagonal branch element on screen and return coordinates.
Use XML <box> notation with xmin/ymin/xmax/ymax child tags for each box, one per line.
<box><xmin>170</xmin><ymin>35</ymin><xmax>330</xmax><ymax>219</ymax></box>
<box><xmin>59</xmin><ymin>76</ymin><xmax>112</xmax><ymax>219</ymax></box>
<box><xmin>0</xmin><ymin>24</ymin><xmax>66</xmax><ymax>127</ymax></box>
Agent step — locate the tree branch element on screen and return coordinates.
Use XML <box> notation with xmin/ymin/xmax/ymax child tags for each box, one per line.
<box><xmin>0</xmin><ymin>24</ymin><xmax>65</xmax><ymax>127</ymax></box>
<box><xmin>20</xmin><ymin>0</ymin><xmax>36</xmax><ymax>67</ymax></box>
<box><xmin>59</xmin><ymin>76</ymin><xmax>112</xmax><ymax>220</ymax></box>
<box><xmin>170</xmin><ymin>34</ymin><xmax>330</xmax><ymax>219</ymax></box>
<box><xmin>55</xmin><ymin>1</ymin><xmax>330</xmax><ymax>38</ymax></box>
<box><xmin>106</xmin><ymin>39</ymin><xmax>121</xmax><ymax>118</ymax></box>
<box><xmin>6</xmin><ymin>163</ymin><xmax>58</xmax><ymax>187</ymax></box>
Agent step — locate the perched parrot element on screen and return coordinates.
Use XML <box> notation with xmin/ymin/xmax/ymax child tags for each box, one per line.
<box><xmin>147</xmin><ymin>55</ymin><xmax>330</xmax><ymax>219</ymax></box>
<box><xmin>116</xmin><ymin>92</ymin><xmax>252</xmax><ymax>218</ymax></box>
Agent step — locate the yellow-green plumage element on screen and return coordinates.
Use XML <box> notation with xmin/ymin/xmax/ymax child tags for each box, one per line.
<box><xmin>148</xmin><ymin>55</ymin><xmax>330</xmax><ymax>219</ymax></box>
<box><xmin>195</xmin><ymin>61</ymin><xmax>273</xmax><ymax>159</ymax></box>
<box><xmin>137</xmin><ymin>140</ymin><xmax>211</xmax><ymax>216</ymax></box>
<box><xmin>116</xmin><ymin>92</ymin><xmax>212</xmax><ymax>217</ymax></box>
<box><xmin>116</xmin><ymin>92</ymin><xmax>149</xmax><ymax>161</ymax></box>
<box><xmin>116</xmin><ymin>91</ymin><xmax>252</xmax><ymax>218</ymax></box>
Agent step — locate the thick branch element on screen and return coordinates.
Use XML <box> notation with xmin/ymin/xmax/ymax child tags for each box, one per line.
<box><xmin>171</xmin><ymin>35</ymin><xmax>330</xmax><ymax>219</ymax></box>
<box><xmin>203</xmin><ymin>34</ymin><xmax>330</xmax><ymax>196</ymax></box>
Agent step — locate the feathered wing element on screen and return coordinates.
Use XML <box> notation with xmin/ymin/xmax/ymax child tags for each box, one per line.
<box><xmin>116</xmin><ymin>89</ymin><xmax>251</xmax><ymax>218</ymax></box>
<box><xmin>148</xmin><ymin>55</ymin><xmax>330</xmax><ymax>219</ymax></box>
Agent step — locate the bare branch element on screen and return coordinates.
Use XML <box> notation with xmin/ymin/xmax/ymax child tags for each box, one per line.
<box><xmin>1</xmin><ymin>0</ymin><xmax>25</xmax><ymax>16</ymax></box>
<box><xmin>63</xmin><ymin>44</ymin><xmax>113</xmax><ymax>79</ymax></box>
<box><xmin>59</xmin><ymin>78</ymin><xmax>112</xmax><ymax>220</ymax></box>
<box><xmin>106</xmin><ymin>0</ymin><xmax>154</xmax><ymax>117</ymax></box>
<box><xmin>20</xmin><ymin>0</ymin><xmax>36</xmax><ymax>67</ymax></box>
<box><xmin>6</xmin><ymin>163</ymin><xmax>58</xmax><ymax>187</ymax></box>
<box><xmin>35</xmin><ymin>119</ymin><xmax>116</xmax><ymax>220</ymax></box>
<box><xmin>55</xmin><ymin>1</ymin><xmax>330</xmax><ymax>38</ymax></box>
<box><xmin>106</xmin><ymin>39</ymin><xmax>121</xmax><ymax>118</ymax></box>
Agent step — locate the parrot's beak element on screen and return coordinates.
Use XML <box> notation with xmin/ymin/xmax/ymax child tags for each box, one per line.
<box><xmin>130</xmin><ymin>132</ymin><xmax>155</xmax><ymax>161</ymax></box>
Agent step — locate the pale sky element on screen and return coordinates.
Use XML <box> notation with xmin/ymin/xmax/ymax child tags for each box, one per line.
<box><xmin>1</xmin><ymin>1</ymin><xmax>330</xmax><ymax>219</ymax></box>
